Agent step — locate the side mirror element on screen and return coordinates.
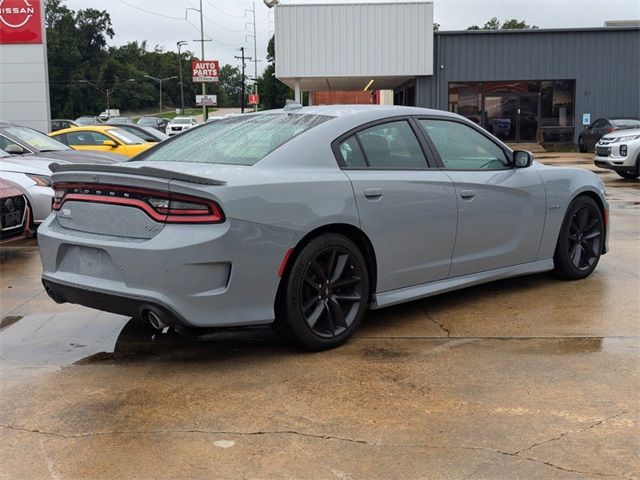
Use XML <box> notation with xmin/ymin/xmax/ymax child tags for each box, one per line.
<box><xmin>513</xmin><ymin>150</ymin><xmax>533</xmax><ymax>168</ymax></box>
<box><xmin>102</xmin><ymin>140</ymin><xmax>117</xmax><ymax>148</ymax></box>
<box><xmin>5</xmin><ymin>144</ymin><xmax>24</xmax><ymax>155</ymax></box>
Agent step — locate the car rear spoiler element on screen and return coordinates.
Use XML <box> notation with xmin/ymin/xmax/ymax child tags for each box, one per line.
<box><xmin>49</xmin><ymin>163</ymin><xmax>226</xmax><ymax>186</ymax></box>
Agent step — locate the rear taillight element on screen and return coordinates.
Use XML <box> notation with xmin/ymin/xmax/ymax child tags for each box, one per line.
<box><xmin>52</xmin><ymin>183</ymin><xmax>224</xmax><ymax>224</ymax></box>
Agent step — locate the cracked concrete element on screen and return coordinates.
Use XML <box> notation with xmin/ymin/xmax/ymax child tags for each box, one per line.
<box><xmin>0</xmin><ymin>160</ymin><xmax>638</xmax><ymax>479</ymax></box>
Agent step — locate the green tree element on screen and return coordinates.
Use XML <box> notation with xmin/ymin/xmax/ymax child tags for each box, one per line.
<box><xmin>501</xmin><ymin>19</ymin><xmax>538</xmax><ymax>29</ymax></box>
<box><xmin>467</xmin><ymin>17</ymin><xmax>537</xmax><ymax>31</ymax></box>
<box><xmin>257</xmin><ymin>35</ymin><xmax>293</xmax><ymax>110</ymax></box>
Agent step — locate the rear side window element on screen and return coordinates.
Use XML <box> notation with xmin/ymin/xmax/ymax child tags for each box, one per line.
<box><xmin>340</xmin><ymin>120</ymin><xmax>428</xmax><ymax>169</ymax></box>
<box><xmin>338</xmin><ymin>136</ymin><xmax>367</xmax><ymax>168</ymax></box>
<box><xmin>140</xmin><ymin>114</ymin><xmax>332</xmax><ymax>166</ymax></box>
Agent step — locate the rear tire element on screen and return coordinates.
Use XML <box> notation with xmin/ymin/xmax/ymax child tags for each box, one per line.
<box><xmin>273</xmin><ymin>233</ymin><xmax>369</xmax><ymax>351</ymax></box>
<box><xmin>553</xmin><ymin>196</ymin><xmax>604</xmax><ymax>280</ymax></box>
<box><xmin>578</xmin><ymin>137</ymin><xmax>587</xmax><ymax>153</ymax></box>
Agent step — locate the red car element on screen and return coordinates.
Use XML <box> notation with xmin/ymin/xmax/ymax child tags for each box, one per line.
<box><xmin>0</xmin><ymin>178</ymin><xmax>32</xmax><ymax>244</ymax></box>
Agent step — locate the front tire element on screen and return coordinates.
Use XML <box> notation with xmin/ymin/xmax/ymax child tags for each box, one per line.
<box><xmin>553</xmin><ymin>196</ymin><xmax>604</xmax><ymax>280</ymax></box>
<box><xmin>273</xmin><ymin>234</ymin><xmax>370</xmax><ymax>351</ymax></box>
<box><xmin>616</xmin><ymin>170</ymin><xmax>639</xmax><ymax>179</ymax></box>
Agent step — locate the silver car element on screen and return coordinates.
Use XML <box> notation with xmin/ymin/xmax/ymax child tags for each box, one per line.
<box><xmin>0</xmin><ymin>150</ymin><xmax>59</xmax><ymax>225</ymax></box>
<box><xmin>37</xmin><ymin>106</ymin><xmax>609</xmax><ymax>350</ymax></box>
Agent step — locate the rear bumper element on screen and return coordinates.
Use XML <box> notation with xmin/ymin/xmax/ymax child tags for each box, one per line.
<box><xmin>42</xmin><ymin>278</ymin><xmax>191</xmax><ymax>326</ymax></box>
<box><xmin>37</xmin><ymin>214</ymin><xmax>295</xmax><ymax>327</ymax></box>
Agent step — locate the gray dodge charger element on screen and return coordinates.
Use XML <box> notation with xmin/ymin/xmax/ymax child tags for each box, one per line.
<box><xmin>38</xmin><ymin>105</ymin><xmax>609</xmax><ymax>350</ymax></box>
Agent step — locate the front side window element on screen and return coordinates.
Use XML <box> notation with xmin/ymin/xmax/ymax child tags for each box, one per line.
<box><xmin>139</xmin><ymin>114</ymin><xmax>332</xmax><ymax>166</ymax></box>
<box><xmin>419</xmin><ymin>119</ymin><xmax>509</xmax><ymax>170</ymax></box>
<box><xmin>353</xmin><ymin>121</ymin><xmax>428</xmax><ymax>169</ymax></box>
<box><xmin>66</xmin><ymin>131</ymin><xmax>112</xmax><ymax>146</ymax></box>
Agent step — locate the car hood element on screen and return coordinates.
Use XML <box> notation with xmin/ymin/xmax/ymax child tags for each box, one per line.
<box><xmin>35</xmin><ymin>150</ymin><xmax>126</xmax><ymax>164</ymax></box>
<box><xmin>601</xmin><ymin>128</ymin><xmax>640</xmax><ymax>140</ymax></box>
<box><xmin>0</xmin><ymin>156</ymin><xmax>60</xmax><ymax>175</ymax></box>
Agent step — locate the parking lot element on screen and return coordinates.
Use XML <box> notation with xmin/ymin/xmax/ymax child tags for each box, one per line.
<box><xmin>0</xmin><ymin>154</ymin><xmax>638</xmax><ymax>480</ymax></box>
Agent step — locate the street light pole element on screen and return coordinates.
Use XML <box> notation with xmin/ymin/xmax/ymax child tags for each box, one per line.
<box><xmin>144</xmin><ymin>75</ymin><xmax>178</xmax><ymax>115</ymax></box>
<box><xmin>177</xmin><ymin>41</ymin><xmax>188</xmax><ymax>115</ymax></box>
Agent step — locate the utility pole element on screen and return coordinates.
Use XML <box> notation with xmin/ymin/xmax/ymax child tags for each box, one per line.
<box><xmin>186</xmin><ymin>2</ymin><xmax>211</xmax><ymax>121</ymax></box>
<box><xmin>177</xmin><ymin>41</ymin><xmax>188</xmax><ymax>115</ymax></box>
<box><xmin>234</xmin><ymin>47</ymin><xmax>251</xmax><ymax>114</ymax></box>
<box><xmin>245</xmin><ymin>3</ymin><xmax>259</xmax><ymax>112</ymax></box>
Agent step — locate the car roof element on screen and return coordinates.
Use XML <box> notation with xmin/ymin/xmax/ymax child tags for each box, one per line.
<box><xmin>51</xmin><ymin>125</ymin><xmax>120</xmax><ymax>135</ymax></box>
<box><xmin>252</xmin><ymin>104</ymin><xmax>461</xmax><ymax>121</ymax></box>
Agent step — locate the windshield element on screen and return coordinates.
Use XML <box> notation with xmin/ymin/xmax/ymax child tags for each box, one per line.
<box><xmin>172</xmin><ymin>118</ymin><xmax>191</xmax><ymax>125</ymax></box>
<box><xmin>138</xmin><ymin>114</ymin><xmax>332</xmax><ymax>165</ymax></box>
<box><xmin>611</xmin><ymin>119</ymin><xmax>640</xmax><ymax>127</ymax></box>
<box><xmin>5</xmin><ymin>126</ymin><xmax>70</xmax><ymax>152</ymax></box>
<box><xmin>107</xmin><ymin>128</ymin><xmax>145</xmax><ymax>145</ymax></box>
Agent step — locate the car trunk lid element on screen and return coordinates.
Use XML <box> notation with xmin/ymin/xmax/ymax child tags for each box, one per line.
<box><xmin>50</xmin><ymin>163</ymin><xmax>225</xmax><ymax>239</ymax></box>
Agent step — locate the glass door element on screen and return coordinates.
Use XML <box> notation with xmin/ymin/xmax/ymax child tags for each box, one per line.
<box><xmin>483</xmin><ymin>94</ymin><xmax>517</xmax><ymax>142</ymax></box>
<box><xmin>517</xmin><ymin>94</ymin><xmax>539</xmax><ymax>142</ymax></box>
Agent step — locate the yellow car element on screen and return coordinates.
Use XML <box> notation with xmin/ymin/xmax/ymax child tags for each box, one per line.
<box><xmin>49</xmin><ymin>125</ymin><xmax>154</xmax><ymax>158</ymax></box>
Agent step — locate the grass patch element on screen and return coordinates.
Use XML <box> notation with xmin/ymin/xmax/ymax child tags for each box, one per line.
<box><xmin>131</xmin><ymin>108</ymin><xmax>217</xmax><ymax>122</ymax></box>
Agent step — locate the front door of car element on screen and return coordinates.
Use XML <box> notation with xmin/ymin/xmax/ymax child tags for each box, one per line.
<box><xmin>418</xmin><ymin>118</ymin><xmax>546</xmax><ymax>278</ymax></box>
<box><xmin>65</xmin><ymin>131</ymin><xmax>121</xmax><ymax>154</ymax></box>
<box><xmin>335</xmin><ymin>119</ymin><xmax>458</xmax><ymax>293</ymax></box>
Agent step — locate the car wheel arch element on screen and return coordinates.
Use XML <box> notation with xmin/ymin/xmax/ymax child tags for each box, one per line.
<box><xmin>556</xmin><ymin>190</ymin><xmax>607</xmax><ymax>253</ymax></box>
<box><xmin>276</xmin><ymin>223</ymin><xmax>378</xmax><ymax>305</ymax></box>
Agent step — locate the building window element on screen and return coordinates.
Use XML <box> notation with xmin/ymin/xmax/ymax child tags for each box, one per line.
<box><xmin>447</xmin><ymin>80</ymin><xmax>575</xmax><ymax>143</ymax></box>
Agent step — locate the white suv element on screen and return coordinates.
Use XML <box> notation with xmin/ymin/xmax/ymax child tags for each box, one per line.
<box><xmin>594</xmin><ymin>128</ymin><xmax>640</xmax><ymax>179</ymax></box>
<box><xmin>166</xmin><ymin>116</ymin><xmax>197</xmax><ymax>136</ymax></box>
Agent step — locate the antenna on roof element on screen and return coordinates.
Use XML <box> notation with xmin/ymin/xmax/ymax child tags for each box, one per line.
<box><xmin>283</xmin><ymin>100</ymin><xmax>303</xmax><ymax>112</ymax></box>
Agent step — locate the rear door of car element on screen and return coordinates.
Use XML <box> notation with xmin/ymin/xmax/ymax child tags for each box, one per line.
<box><xmin>335</xmin><ymin>117</ymin><xmax>458</xmax><ymax>293</ymax></box>
<box><xmin>417</xmin><ymin>117</ymin><xmax>546</xmax><ymax>277</ymax></box>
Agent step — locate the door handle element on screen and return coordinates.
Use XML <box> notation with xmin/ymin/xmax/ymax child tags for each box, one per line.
<box><xmin>460</xmin><ymin>190</ymin><xmax>476</xmax><ymax>199</ymax></box>
<box><xmin>364</xmin><ymin>188</ymin><xmax>383</xmax><ymax>199</ymax></box>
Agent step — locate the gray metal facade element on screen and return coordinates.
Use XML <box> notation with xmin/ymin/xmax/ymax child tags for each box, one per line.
<box><xmin>411</xmin><ymin>27</ymin><xmax>640</xmax><ymax>143</ymax></box>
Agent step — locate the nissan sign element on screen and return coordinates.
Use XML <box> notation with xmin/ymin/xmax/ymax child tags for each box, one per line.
<box><xmin>0</xmin><ymin>0</ymin><xmax>43</xmax><ymax>44</ymax></box>
<box><xmin>192</xmin><ymin>60</ymin><xmax>219</xmax><ymax>83</ymax></box>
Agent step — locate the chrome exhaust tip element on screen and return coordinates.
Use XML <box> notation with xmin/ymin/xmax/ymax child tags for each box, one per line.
<box><xmin>146</xmin><ymin>310</ymin><xmax>167</xmax><ymax>330</ymax></box>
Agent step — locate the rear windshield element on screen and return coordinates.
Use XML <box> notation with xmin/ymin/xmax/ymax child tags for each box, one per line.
<box><xmin>138</xmin><ymin>113</ymin><xmax>332</xmax><ymax>165</ymax></box>
<box><xmin>611</xmin><ymin>119</ymin><xmax>640</xmax><ymax>126</ymax></box>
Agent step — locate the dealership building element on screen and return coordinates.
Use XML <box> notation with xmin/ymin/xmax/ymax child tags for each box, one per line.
<box><xmin>275</xmin><ymin>1</ymin><xmax>640</xmax><ymax>145</ymax></box>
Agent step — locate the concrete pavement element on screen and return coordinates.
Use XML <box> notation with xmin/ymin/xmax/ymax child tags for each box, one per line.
<box><xmin>0</xmin><ymin>154</ymin><xmax>638</xmax><ymax>479</ymax></box>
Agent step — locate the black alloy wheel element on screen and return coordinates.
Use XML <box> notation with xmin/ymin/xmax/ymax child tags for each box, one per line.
<box><xmin>274</xmin><ymin>233</ymin><xmax>370</xmax><ymax>350</ymax></box>
<box><xmin>300</xmin><ymin>246</ymin><xmax>364</xmax><ymax>338</ymax></box>
<box><xmin>553</xmin><ymin>196</ymin><xmax>604</xmax><ymax>280</ymax></box>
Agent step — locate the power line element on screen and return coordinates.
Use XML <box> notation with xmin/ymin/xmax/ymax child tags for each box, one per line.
<box><xmin>205</xmin><ymin>0</ymin><xmax>246</xmax><ymax>20</ymax></box>
<box><xmin>114</xmin><ymin>0</ymin><xmax>184</xmax><ymax>20</ymax></box>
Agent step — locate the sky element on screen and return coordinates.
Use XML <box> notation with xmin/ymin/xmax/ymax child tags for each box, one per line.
<box><xmin>64</xmin><ymin>0</ymin><xmax>639</xmax><ymax>74</ymax></box>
